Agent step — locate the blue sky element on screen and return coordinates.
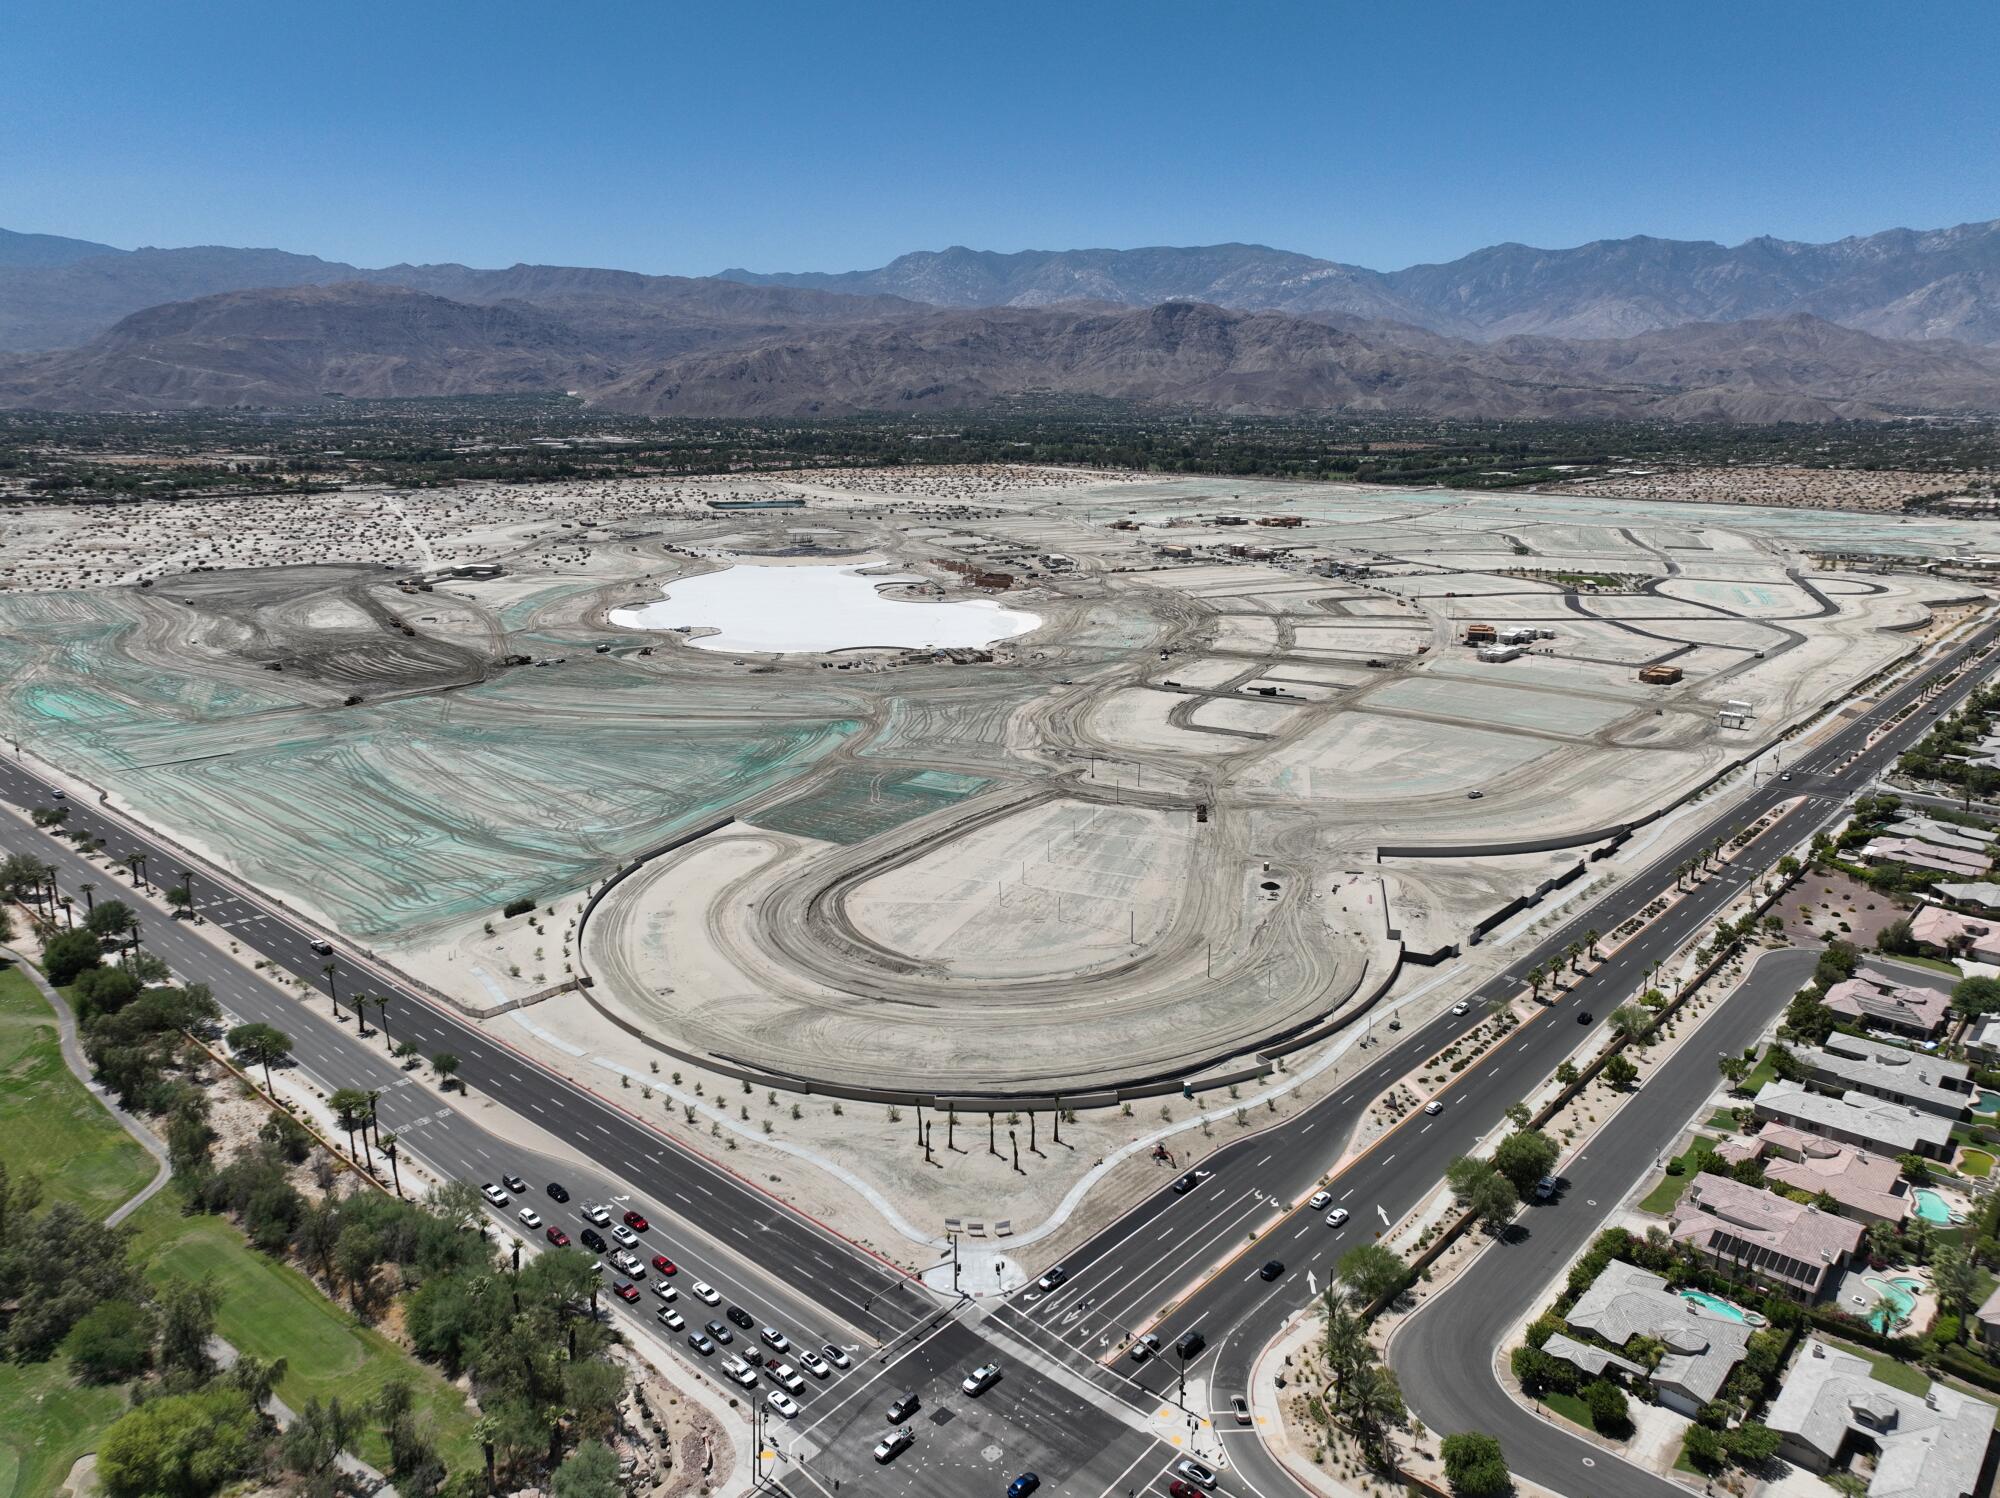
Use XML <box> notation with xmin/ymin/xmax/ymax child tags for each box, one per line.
<box><xmin>7</xmin><ymin>1</ymin><xmax>1997</xmax><ymax>275</ymax></box>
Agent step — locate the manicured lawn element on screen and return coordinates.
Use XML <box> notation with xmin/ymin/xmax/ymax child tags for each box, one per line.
<box><xmin>1884</xmin><ymin>952</ymin><xmax>1961</xmax><ymax>977</ymax></box>
<box><xmin>1705</xmin><ymin>1108</ymin><xmax>1741</xmax><ymax>1132</ymax></box>
<box><xmin>124</xmin><ymin>1190</ymin><xmax>480</xmax><ymax>1475</ymax></box>
<box><xmin>1639</xmin><ymin>1134</ymin><xmax>1716</xmax><ymax>1215</ymax></box>
<box><xmin>1962</xmin><ymin>1149</ymin><xmax>1994</xmax><ymax>1179</ymax></box>
<box><xmin>1740</xmin><ymin>1051</ymin><xmax>1782</xmax><ymax>1095</ymax></box>
<box><xmin>1838</xmin><ymin>1339</ymin><xmax>1930</xmax><ymax>1396</ymax></box>
<box><xmin>0</xmin><ymin>1357</ymin><xmax>130</xmax><ymax>1498</ymax></box>
<box><xmin>0</xmin><ymin>962</ymin><xmax>157</xmax><ymax>1222</ymax></box>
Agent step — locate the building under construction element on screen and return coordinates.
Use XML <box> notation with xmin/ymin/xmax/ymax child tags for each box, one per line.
<box><xmin>1638</xmin><ymin>664</ymin><xmax>1684</xmax><ymax>685</ymax></box>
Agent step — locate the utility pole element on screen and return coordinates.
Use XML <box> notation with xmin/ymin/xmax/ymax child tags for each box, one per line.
<box><xmin>989</xmin><ymin>1112</ymin><xmax>997</xmax><ymax>1156</ymax></box>
<box><xmin>1010</xmin><ymin>1129</ymin><xmax>1020</xmax><ymax>1173</ymax></box>
<box><xmin>951</xmin><ymin>1231</ymin><xmax>960</xmax><ymax>1293</ymax></box>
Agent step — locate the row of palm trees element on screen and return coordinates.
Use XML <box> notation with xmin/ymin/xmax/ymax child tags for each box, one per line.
<box><xmin>1523</xmin><ymin>928</ymin><xmax>1603</xmax><ymax>1002</ymax></box>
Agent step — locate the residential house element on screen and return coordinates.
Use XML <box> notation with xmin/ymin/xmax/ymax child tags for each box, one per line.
<box><xmin>1909</xmin><ymin>903</ymin><xmax>2000</xmax><ymax>963</ymax></box>
<box><xmin>1860</xmin><ymin>837</ymin><xmax>1991</xmax><ymax>879</ymax></box>
<box><xmin>1932</xmin><ymin>880</ymin><xmax>2000</xmax><ymax>911</ymax></box>
<box><xmin>1765</xmin><ymin>1338</ymin><xmax>1995</xmax><ymax>1498</ymax></box>
<box><xmin>1977</xmin><ymin>1284</ymin><xmax>2000</xmax><ymax>1351</ymax></box>
<box><xmin>1806</xmin><ymin>1034</ymin><xmax>1973</xmax><ymax>1119</ymax></box>
<box><xmin>1753</xmin><ymin>1081</ymin><xmax>1955</xmax><ymax>1161</ymax></box>
<box><xmin>1668</xmin><ymin>1175</ymin><xmax>1865</xmax><ymax>1299</ymax></box>
<box><xmin>1884</xmin><ymin>816</ymin><xmax>1997</xmax><ymax>855</ymax></box>
<box><xmin>1563</xmin><ymin>1260</ymin><xmax>1752</xmax><ymax>1417</ymax></box>
<box><xmin>1966</xmin><ymin>1015</ymin><xmax>2000</xmax><ymax>1067</ymax></box>
<box><xmin>1717</xmin><ymin>1123</ymin><xmax>1909</xmax><ymax>1225</ymax></box>
<box><xmin>1822</xmin><ymin>972</ymin><xmax>1953</xmax><ymax>1041</ymax></box>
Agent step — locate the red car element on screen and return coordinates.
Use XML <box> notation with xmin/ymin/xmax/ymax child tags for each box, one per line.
<box><xmin>623</xmin><ymin>1210</ymin><xmax>650</xmax><ymax>1232</ymax></box>
<box><xmin>1169</xmin><ymin>1484</ymin><xmax>1203</xmax><ymax>1498</ymax></box>
<box><xmin>651</xmin><ymin>1254</ymin><xmax>678</xmax><ymax>1276</ymax></box>
<box><xmin>545</xmin><ymin>1226</ymin><xmax>571</xmax><ymax>1247</ymax></box>
<box><xmin>612</xmin><ymin>1282</ymin><xmax>640</xmax><ymax>1303</ymax></box>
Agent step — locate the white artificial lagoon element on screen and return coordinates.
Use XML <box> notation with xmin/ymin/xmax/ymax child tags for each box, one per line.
<box><xmin>608</xmin><ymin>561</ymin><xmax>1041</xmax><ymax>654</ymax></box>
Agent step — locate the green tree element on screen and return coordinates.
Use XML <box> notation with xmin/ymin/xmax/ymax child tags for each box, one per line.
<box><xmin>97</xmin><ymin>1387</ymin><xmax>262</xmax><ymax>1498</ymax></box>
<box><xmin>1724</xmin><ymin>1420</ymin><xmax>1780</xmax><ymax>1466</ymax></box>
<box><xmin>1582</xmin><ymin>1378</ymin><xmax>1630</xmax><ymax>1433</ymax></box>
<box><xmin>63</xmin><ymin>1299</ymin><xmax>153</xmax><ymax>1384</ymax></box>
<box><xmin>1718</xmin><ymin>1054</ymin><xmax>1752</xmax><ymax>1088</ymax></box>
<box><xmin>156</xmin><ymin>1276</ymin><xmax>220</xmax><ymax>1380</ymax></box>
<box><xmin>1441</xmin><ymin>1431</ymin><xmax>1511</xmax><ymax>1496</ymax></box>
<box><xmin>1609</xmin><ymin>1005</ymin><xmax>1652</xmax><ymax>1046</ymax></box>
<box><xmin>42</xmin><ymin>928</ymin><xmax>105</xmax><ymax>985</ymax></box>
<box><xmin>431</xmin><ymin>1052</ymin><xmax>462</xmax><ymax>1092</ymax></box>
<box><xmin>1493</xmin><ymin>1129</ymin><xmax>1561</xmax><ymax>1195</ymax></box>
<box><xmin>226</xmin><ymin>1022</ymin><xmax>292</xmax><ymax>1095</ymax></box>
<box><xmin>1952</xmin><ymin>976</ymin><xmax>2000</xmax><ymax>1019</ymax></box>
<box><xmin>328</xmin><ymin>1087</ymin><xmax>372</xmax><ymax>1162</ymax></box>
<box><xmin>552</xmin><ymin>1441</ymin><xmax>621</xmax><ymax>1498</ymax></box>
<box><xmin>1602</xmin><ymin>1053</ymin><xmax>1640</xmax><ymax>1090</ymax></box>
<box><xmin>1446</xmin><ymin>1156</ymin><xmax>1518</xmax><ymax>1234</ymax></box>
<box><xmin>85</xmin><ymin>899</ymin><xmax>137</xmax><ymax>940</ymax></box>
<box><xmin>1933</xmin><ymin>1244</ymin><xmax>1979</xmax><ymax>1339</ymax></box>
<box><xmin>283</xmin><ymin>1395</ymin><xmax>356</xmax><ymax>1481</ymax></box>
<box><xmin>1682</xmin><ymin>1423</ymin><xmax>1726</xmax><ymax>1473</ymax></box>
<box><xmin>1336</xmin><ymin>1241</ymin><xmax>1408</xmax><ymax>1308</ymax></box>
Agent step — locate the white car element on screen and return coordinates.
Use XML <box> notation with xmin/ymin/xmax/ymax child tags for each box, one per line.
<box><xmin>1326</xmin><ymin>1207</ymin><xmax>1350</xmax><ymax>1228</ymax></box>
<box><xmin>1307</xmin><ymin>1190</ymin><xmax>1332</xmax><ymax>1211</ymax></box>
<box><xmin>796</xmin><ymin>1348</ymin><xmax>831</xmax><ymax>1378</ymax></box>
<box><xmin>873</xmin><ymin>1427</ymin><xmax>913</xmax><ymax>1463</ymax></box>
<box><xmin>721</xmin><ymin>1356</ymin><xmax>757</xmax><ymax>1388</ymax></box>
<box><xmin>821</xmin><ymin>1344</ymin><xmax>852</xmax><ymax>1370</ymax></box>
<box><xmin>611</xmin><ymin>1250</ymin><xmax>645</xmax><ymax>1278</ymax></box>
<box><xmin>656</xmin><ymin>1307</ymin><xmax>684</xmax><ymax>1331</ymax></box>
<box><xmin>760</xmin><ymin>1327</ymin><xmax>790</xmax><ymax>1352</ymax></box>
<box><xmin>1451</xmin><ymin>1001</ymin><xmax>1469</xmax><ymax>1016</ymax></box>
<box><xmin>481</xmin><ymin>1183</ymin><xmax>511</xmax><ymax>1207</ymax></box>
<box><xmin>770</xmin><ymin>1361</ymin><xmax>805</xmax><ymax>1393</ymax></box>
<box><xmin>610</xmin><ymin>1224</ymin><xmax>640</xmax><ymax>1249</ymax></box>
<box><xmin>691</xmin><ymin>1281</ymin><xmax>721</xmax><ymax>1305</ymax></box>
<box><xmin>582</xmin><ymin>1202</ymin><xmax>612</xmax><ymax>1226</ymax></box>
<box><xmin>962</xmin><ymin>1362</ymin><xmax>1000</xmax><ymax>1395</ymax></box>
<box><xmin>650</xmin><ymin>1281</ymin><xmax>678</xmax><ymax>1302</ymax></box>
<box><xmin>1424</xmin><ymin>1099</ymin><xmax>1444</xmax><ymax>1116</ymax></box>
<box><xmin>517</xmin><ymin>1207</ymin><xmax>543</xmax><ymax>1229</ymax></box>
<box><xmin>766</xmin><ymin>1390</ymin><xmax>799</xmax><ymax>1419</ymax></box>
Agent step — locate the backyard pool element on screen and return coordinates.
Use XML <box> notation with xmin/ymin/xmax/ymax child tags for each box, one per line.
<box><xmin>1860</xmin><ymin>1275</ymin><xmax>1923</xmax><ymax>1333</ymax></box>
<box><xmin>1913</xmin><ymin>1186</ymin><xmax>1964</xmax><ymax>1225</ymax></box>
<box><xmin>1679</xmin><ymin>1289</ymin><xmax>1764</xmax><ymax>1325</ymax></box>
<box><xmin>1973</xmin><ymin>1090</ymin><xmax>2000</xmax><ymax>1115</ymax></box>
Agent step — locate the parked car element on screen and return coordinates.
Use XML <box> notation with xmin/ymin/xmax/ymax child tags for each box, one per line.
<box><xmin>1535</xmin><ymin>1175</ymin><xmax>1562</xmax><ymax>1201</ymax></box>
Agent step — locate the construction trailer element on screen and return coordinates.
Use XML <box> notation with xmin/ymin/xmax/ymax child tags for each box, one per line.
<box><xmin>1465</xmin><ymin>623</ymin><xmax>1498</xmax><ymax>645</ymax></box>
<box><xmin>1477</xmin><ymin>644</ymin><xmax>1524</xmax><ymax>663</ymax></box>
<box><xmin>1638</xmin><ymin>664</ymin><xmax>1685</xmax><ymax>685</ymax></box>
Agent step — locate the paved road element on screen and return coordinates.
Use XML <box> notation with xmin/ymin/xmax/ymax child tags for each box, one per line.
<box><xmin>1392</xmin><ymin>947</ymin><xmax>1822</xmax><ymax>1498</ymax></box>
<box><xmin>2</xmin><ymin>619</ymin><xmax>1989</xmax><ymax>1498</ymax></box>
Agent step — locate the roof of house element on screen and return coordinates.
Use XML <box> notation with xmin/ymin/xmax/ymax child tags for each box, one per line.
<box><xmin>1744</xmin><ymin>1123</ymin><xmax>1910</xmax><ymax>1221</ymax></box>
<box><xmin>1669</xmin><ymin>1174</ymin><xmax>1865</xmax><ymax>1272</ymax></box>
<box><xmin>1541</xmin><ymin>1333</ymin><xmax>1646</xmax><ymax>1382</ymax></box>
<box><xmin>1823</xmin><ymin>974</ymin><xmax>1953</xmax><ymax>1033</ymax></box>
<box><xmin>1976</xmin><ymin>1284</ymin><xmax>2000</xmax><ymax>1329</ymax></box>
<box><xmin>1931</xmin><ymin>880</ymin><xmax>2000</xmax><ymax>909</ymax></box>
<box><xmin>1862</xmin><ymin>837</ymin><xmax>1990</xmax><ymax>877</ymax></box>
<box><xmin>1886</xmin><ymin>816</ymin><xmax>1997</xmax><ymax>853</ymax></box>
<box><xmin>1967</xmin><ymin>1015</ymin><xmax>2000</xmax><ymax>1053</ymax></box>
<box><xmin>1806</xmin><ymin>1039</ymin><xmax>1971</xmax><ymax>1114</ymax></box>
<box><xmin>1565</xmin><ymin>1260</ymin><xmax>1751</xmax><ymax>1405</ymax></box>
<box><xmin>1753</xmin><ymin>1081</ymin><xmax>1956</xmax><ymax>1153</ymax></box>
<box><xmin>1765</xmin><ymin>1339</ymin><xmax>1996</xmax><ymax>1498</ymax></box>
<box><xmin>1909</xmin><ymin>904</ymin><xmax>2000</xmax><ymax>957</ymax></box>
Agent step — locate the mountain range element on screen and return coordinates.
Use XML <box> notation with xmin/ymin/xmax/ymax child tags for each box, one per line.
<box><xmin>4</xmin><ymin>220</ymin><xmax>2000</xmax><ymax>421</ymax></box>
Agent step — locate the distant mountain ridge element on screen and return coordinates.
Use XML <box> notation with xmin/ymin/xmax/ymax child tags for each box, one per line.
<box><xmin>719</xmin><ymin>220</ymin><xmax>2000</xmax><ymax>345</ymax></box>
<box><xmin>6</xmin><ymin>282</ymin><xmax>1997</xmax><ymax>424</ymax></box>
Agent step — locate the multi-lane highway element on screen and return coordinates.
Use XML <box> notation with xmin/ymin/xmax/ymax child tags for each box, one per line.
<box><xmin>1</xmin><ymin>615</ymin><xmax>1989</xmax><ymax>1498</ymax></box>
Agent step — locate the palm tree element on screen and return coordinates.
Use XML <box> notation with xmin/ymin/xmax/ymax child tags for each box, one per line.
<box><xmin>79</xmin><ymin>880</ymin><xmax>95</xmax><ymax>914</ymax></box>
<box><xmin>322</xmin><ymin>962</ymin><xmax>342</xmax><ymax>1020</ymax></box>
<box><xmin>1564</xmin><ymin>940</ymin><xmax>1582</xmax><ymax>974</ymax></box>
<box><xmin>1526</xmin><ymin>964</ymin><xmax>1545</xmax><ymax>1003</ymax></box>
<box><xmin>432</xmin><ymin>1053</ymin><xmax>461</xmax><ymax>1093</ymax></box>
<box><xmin>379</xmin><ymin>1131</ymin><xmax>403</xmax><ymax>1196</ymax></box>
<box><xmin>1584</xmin><ymin>928</ymin><xmax>1601</xmax><ymax>962</ymax></box>
<box><xmin>227</xmin><ymin>1022</ymin><xmax>293</xmax><ymax>1096</ymax></box>
<box><xmin>125</xmin><ymin>851</ymin><xmax>146</xmax><ymax>889</ymax></box>
<box><xmin>365</xmin><ymin>1087</ymin><xmax>384</xmax><ymax>1152</ymax></box>
<box><xmin>327</xmin><ymin>1088</ymin><xmax>371</xmax><ymax>1165</ymax></box>
<box><xmin>373</xmin><ymin>993</ymin><xmax>392</xmax><ymax>1047</ymax></box>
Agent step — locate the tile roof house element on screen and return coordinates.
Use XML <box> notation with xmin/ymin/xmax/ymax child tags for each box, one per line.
<box><xmin>1754</xmin><ymin>1081</ymin><xmax>1956</xmax><ymax>1160</ymax></box>
<box><xmin>1765</xmin><ymin>1338</ymin><xmax>1995</xmax><ymax>1497</ymax></box>
<box><xmin>1668</xmin><ymin>1175</ymin><xmax>1865</xmax><ymax>1299</ymax></box>
<box><xmin>1563</xmin><ymin>1260</ymin><xmax>1752</xmax><ymax>1417</ymax></box>
<box><xmin>1822</xmin><ymin>972</ymin><xmax>1953</xmax><ymax>1040</ymax></box>
<box><xmin>1929</xmin><ymin>880</ymin><xmax>2000</xmax><ymax>911</ymax></box>
<box><xmin>1966</xmin><ymin>1015</ymin><xmax>2000</xmax><ymax>1066</ymax></box>
<box><xmin>1908</xmin><ymin>903</ymin><xmax>2000</xmax><ymax>963</ymax></box>
<box><xmin>1720</xmin><ymin>1123</ymin><xmax>1909</xmax><ymax>1225</ymax></box>
<box><xmin>1807</xmin><ymin>1034</ymin><xmax>1973</xmax><ymax>1119</ymax></box>
<box><xmin>1884</xmin><ymin>816</ymin><xmax>1996</xmax><ymax>854</ymax></box>
<box><xmin>1861</xmin><ymin>837</ymin><xmax>1990</xmax><ymax>878</ymax></box>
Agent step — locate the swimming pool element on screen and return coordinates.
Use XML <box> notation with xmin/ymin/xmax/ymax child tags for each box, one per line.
<box><xmin>1862</xmin><ymin>1275</ymin><xmax>1922</xmax><ymax>1333</ymax></box>
<box><xmin>1913</xmin><ymin>1187</ymin><xmax>1963</xmax><ymax>1225</ymax></box>
<box><xmin>1974</xmin><ymin>1090</ymin><xmax>2000</xmax><ymax>1115</ymax></box>
<box><xmin>1680</xmin><ymin>1289</ymin><xmax>1756</xmax><ymax>1324</ymax></box>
